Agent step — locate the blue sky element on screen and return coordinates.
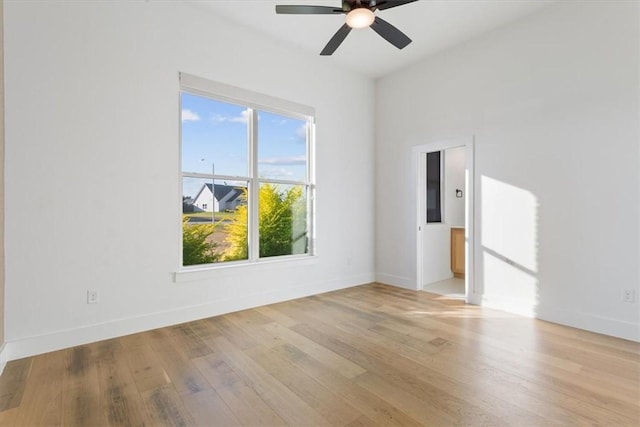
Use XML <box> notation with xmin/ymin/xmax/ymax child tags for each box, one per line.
<box><xmin>181</xmin><ymin>93</ymin><xmax>307</xmax><ymax>199</ymax></box>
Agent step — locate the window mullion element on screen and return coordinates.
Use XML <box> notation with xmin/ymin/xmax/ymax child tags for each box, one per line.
<box><xmin>307</xmin><ymin>120</ymin><xmax>315</xmax><ymax>256</ymax></box>
<box><xmin>248</xmin><ymin>108</ymin><xmax>260</xmax><ymax>261</ymax></box>
<box><xmin>182</xmin><ymin>172</ymin><xmax>252</xmax><ymax>181</ymax></box>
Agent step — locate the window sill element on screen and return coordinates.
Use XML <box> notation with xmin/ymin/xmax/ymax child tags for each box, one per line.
<box><xmin>173</xmin><ymin>255</ymin><xmax>319</xmax><ymax>283</ymax></box>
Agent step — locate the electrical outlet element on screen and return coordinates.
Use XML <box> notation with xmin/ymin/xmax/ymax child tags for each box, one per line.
<box><xmin>622</xmin><ymin>289</ymin><xmax>635</xmax><ymax>303</ymax></box>
<box><xmin>87</xmin><ymin>290</ymin><xmax>99</xmax><ymax>304</ymax></box>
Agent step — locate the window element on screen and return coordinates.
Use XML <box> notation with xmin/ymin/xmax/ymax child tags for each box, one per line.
<box><xmin>180</xmin><ymin>73</ymin><xmax>315</xmax><ymax>267</ymax></box>
<box><xmin>426</xmin><ymin>151</ymin><xmax>442</xmax><ymax>223</ymax></box>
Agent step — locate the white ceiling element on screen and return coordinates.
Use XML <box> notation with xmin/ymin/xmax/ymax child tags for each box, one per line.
<box><xmin>186</xmin><ymin>0</ymin><xmax>555</xmax><ymax>79</ymax></box>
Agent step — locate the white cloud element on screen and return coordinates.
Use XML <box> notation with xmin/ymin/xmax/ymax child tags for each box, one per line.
<box><xmin>181</xmin><ymin>109</ymin><xmax>200</xmax><ymax>122</ymax></box>
<box><xmin>260</xmin><ymin>168</ymin><xmax>294</xmax><ymax>178</ymax></box>
<box><xmin>259</xmin><ymin>155</ymin><xmax>306</xmax><ymax>166</ymax></box>
<box><xmin>296</xmin><ymin>124</ymin><xmax>307</xmax><ymax>139</ymax></box>
<box><xmin>212</xmin><ymin>109</ymin><xmax>249</xmax><ymax>124</ymax></box>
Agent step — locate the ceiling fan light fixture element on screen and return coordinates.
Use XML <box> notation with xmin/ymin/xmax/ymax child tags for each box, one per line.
<box><xmin>345</xmin><ymin>8</ymin><xmax>374</xmax><ymax>29</ymax></box>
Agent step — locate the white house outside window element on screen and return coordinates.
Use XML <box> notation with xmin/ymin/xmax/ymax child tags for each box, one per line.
<box><xmin>179</xmin><ymin>73</ymin><xmax>315</xmax><ymax>267</ymax></box>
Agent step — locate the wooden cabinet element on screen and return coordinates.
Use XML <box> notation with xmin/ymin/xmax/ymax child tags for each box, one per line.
<box><xmin>451</xmin><ymin>227</ymin><xmax>465</xmax><ymax>278</ymax></box>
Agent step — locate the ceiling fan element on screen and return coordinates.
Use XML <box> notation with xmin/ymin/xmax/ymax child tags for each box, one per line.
<box><xmin>275</xmin><ymin>0</ymin><xmax>418</xmax><ymax>55</ymax></box>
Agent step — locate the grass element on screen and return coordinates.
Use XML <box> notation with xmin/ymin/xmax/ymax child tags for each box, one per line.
<box><xmin>183</xmin><ymin>211</ymin><xmax>234</xmax><ymax>222</ymax></box>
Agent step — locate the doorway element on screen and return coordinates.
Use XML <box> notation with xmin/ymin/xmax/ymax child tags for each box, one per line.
<box><xmin>413</xmin><ymin>137</ymin><xmax>475</xmax><ymax>302</ymax></box>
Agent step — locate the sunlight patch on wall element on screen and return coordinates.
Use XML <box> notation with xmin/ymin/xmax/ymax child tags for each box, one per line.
<box><xmin>483</xmin><ymin>251</ymin><xmax>537</xmax><ymax>303</ymax></box>
<box><xmin>481</xmin><ymin>175</ymin><xmax>538</xmax><ymax>272</ymax></box>
<box><xmin>480</xmin><ymin>175</ymin><xmax>539</xmax><ymax>310</ymax></box>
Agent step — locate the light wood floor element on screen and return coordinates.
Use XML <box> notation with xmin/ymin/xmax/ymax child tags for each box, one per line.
<box><xmin>0</xmin><ymin>283</ymin><xmax>638</xmax><ymax>426</ymax></box>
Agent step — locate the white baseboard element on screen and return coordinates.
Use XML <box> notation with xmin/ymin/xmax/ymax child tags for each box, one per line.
<box><xmin>2</xmin><ymin>273</ymin><xmax>375</xmax><ymax>362</ymax></box>
<box><xmin>480</xmin><ymin>293</ymin><xmax>640</xmax><ymax>342</ymax></box>
<box><xmin>0</xmin><ymin>342</ymin><xmax>7</xmax><ymax>376</ymax></box>
<box><xmin>536</xmin><ymin>305</ymin><xmax>640</xmax><ymax>343</ymax></box>
<box><xmin>375</xmin><ymin>272</ymin><xmax>416</xmax><ymax>290</ymax></box>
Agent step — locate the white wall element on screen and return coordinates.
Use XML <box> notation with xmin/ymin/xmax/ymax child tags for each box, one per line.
<box><xmin>376</xmin><ymin>1</ymin><xmax>639</xmax><ymax>341</ymax></box>
<box><xmin>3</xmin><ymin>0</ymin><xmax>375</xmax><ymax>360</ymax></box>
<box><xmin>421</xmin><ymin>224</ymin><xmax>451</xmax><ymax>286</ymax></box>
<box><xmin>0</xmin><ymin>0</ymin><xmax>5</xmax><ymax>373</ymax></box>
<box><xmin>444</xmin><ymin>146</ymin><xmax>465</xmax><ymax>227</ymax></box>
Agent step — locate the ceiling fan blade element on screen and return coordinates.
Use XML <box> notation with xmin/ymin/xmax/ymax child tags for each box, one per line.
<box><xmin>320</xmin><ymin>23</ymin><xmax>352</xmax><ymax>55</ymax></box>
<box><xmin>374</xmin><ymin>0</ymin><xmax>419</xmax><ymax>11</ymax></box>
<box><xmin>370</xmin><ymin>16</ymin><xmax>412</xmax><ymax>49</ymax></box>
<box><xmin>275</xmin><ymin>5</ymin><xmax>343</xmax><ymax>14</ymax></box>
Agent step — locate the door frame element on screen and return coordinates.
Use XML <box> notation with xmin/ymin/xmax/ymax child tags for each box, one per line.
<box><xmin>412</xmin><ymin>137</ymin><xmax>475</xmax><ymax>303</ymax></box>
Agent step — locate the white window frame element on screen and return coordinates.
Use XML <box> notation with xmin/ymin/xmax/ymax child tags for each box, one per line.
<box><xmin>179</xmin><ymin>73</ymin><xmax>316</xmax><ymax>269</ymax></box>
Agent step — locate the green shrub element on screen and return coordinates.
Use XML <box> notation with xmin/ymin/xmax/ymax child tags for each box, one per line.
<box><xmin>182</xmin><ymin>216</ymin><xmax>219</xmax><ymax>266</ymax></box>
<box><xmin>223</xmin><ymin>184</ymin><xmax>306</xmax><ymax>261</ymax></box>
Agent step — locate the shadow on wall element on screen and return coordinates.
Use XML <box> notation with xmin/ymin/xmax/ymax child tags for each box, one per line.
<box><xmin>478</xmin><ymin>175</ymin><xmax>540</xmax><ymax>317</ymax></box>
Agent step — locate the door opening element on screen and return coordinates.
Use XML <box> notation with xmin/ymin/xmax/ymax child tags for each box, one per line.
<box><xmin>413</xmin><ymin>138</ymin><xmax>475</xmax><ymax>302</ymax></box>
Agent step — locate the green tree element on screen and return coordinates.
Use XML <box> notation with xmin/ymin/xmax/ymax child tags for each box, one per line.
<box><xmin>223</xmin><ymin>184</ymin><xmax>307</xmax><ymax>261</ymax></box>
<box><xmin>223</xmin><ymin>190</ymin><xmax>249</xmax><ymax>261</ymax></box>
<box><xmin>182</xmin><ymin>216</ymin><xmax>220</xmax><ymax>265</ymax></box>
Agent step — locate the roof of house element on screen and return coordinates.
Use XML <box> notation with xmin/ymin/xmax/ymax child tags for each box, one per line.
<box><xmin>194</xmin><ymin>183</ymin><xmax>245</xmax><ymax>202</ymax></box>
<box><xmin>208</xmin><ymin>183</ymin><xmax>234</xmax><ymax>201</ymax></box>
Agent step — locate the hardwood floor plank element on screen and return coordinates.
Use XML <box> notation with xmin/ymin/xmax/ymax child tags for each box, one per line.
<box><xmin>291</xmin><ymin>322</ymin><xmax>510</xmax><ymax>426</ymax></box>
<box><xmin>0</xmin><ymin>357</ymin><xmax>32</xmax><ymax>411</ymax></box>
<box><xmin>271</xmin><ymin>343</ymin><xmax>423</xmax><ymax>426</ymax></box>
<box><xmin>141</xmin><ymin>384</ymin><xmax>195</xmax><ymax>427</ymax></box>
<box><xmin>344</xmin><ymin>414</ymin><xmax>380</xmax><ymax>427</ymax></box>
<box><xmin>168</xmin><ymin>323</ymin><xmax>214</xmax><ymax>359</ymax></box>
<box><xmin>61</xmin><ymin>345</ymin><xmax>104</xmax><ymax>427</ymax></box>
<box><xmin>289</xmin><ymin>295</ymin><xmax>383</xmax><ymax>331</ymax></box>
<box><xmin>225</xmin><ymin>306</ymin><xmax>274</xmax><ymax>326</ymax></box>
<box><xmin>118</xmin><ymin>331</ymin><xmax>148</xmax><ymax>350</ymax></box>
<box><xmin>90</xmin><ymin>339</ymin><xmax>148</xmax><ymax>427</ymax></box>
<box><xmin>193</xmin><ymin>354</ymin><xmax>287</xmax><ymax>426</ymax></box>
<box><xmin>310</xmin><ymin>294</ymin><xmax>387</xmax><ymax>324</ymax></box>
<box><xmin>0</xmin><ymin>407</ymin><xmax>19</xmax><ymax>425</ymax></box>
<box><xmin>364</xmin><ymin>322</ymin><xmax>601</xmax><ymax>426</ymax></box>
<box><xmin>337</xmin><ymin>314</ymin><xmax>587</xmax><ymax>425</ymax></box>
<box><xmin>181</xmin><ymin>388</ymin><xmax>241</xmax><ymax>427</ymax></box>
<box><xmin>125</xmin><ymin>342</ymin><xmax>171</xmax><ymax>394</ymax></box>
<box><xmin>206</xmin><ymin>315</ymin><xmax>259</xmax><ymax>351</ymax></box>
<box><xmin>368</xmin><ymin>294</ymin><xmax>636</xmax><ymax>392</ymax></box>
<box><xmin>223</xmin><ymin>313</ymin><xmax>287</xmax><ymax>349</ymax></box>
<box><xmin>354</xmin><ymin>371</ymin><xmax>458</xmax><ymax>426</ymax></box>
<box><xmin>377</xmin><ymin>312</ymin><xmax>640</xmax><ymax>422</ymax></box>
<box><xmin>356</xmin><ymin>286</ymin><xmax>640</xmax><ymax>424</ymax></box>
<box><xmin>13</xmin><ymin>349</ymin><xmax>65</xmax><ymax>426</ymax></box>
<box><xmin>144</xmin><ymin>328</ymin><xmax>211</xmax><ymax>396</ymax></box>
<box><xmin>259</xmin><ymin>321</ymin><xmax>367</xmax><ymax>379</ymax></box>
<box><xmin>207</xmin><ymin>335</ymin><xmax>333</xmax><ymax>426</ymax></box>
<box><xmin>183</xmin><ymin>318</ymin><xmax>223</xmax><ymax>341</ymax></box>
<box><xmin>254</xmin><ymin>304</ymin><xmax>300</xmax><ymax>327</ymax></box>
<box><xmin>314</xmin><ymin>290</ymin><xmax>637</xmax><ymax>424</ymax></box>
<box><xmin>247</xmin><ymin>344</ymin><xmax>364</xmax><ymax>426</ymax></box>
